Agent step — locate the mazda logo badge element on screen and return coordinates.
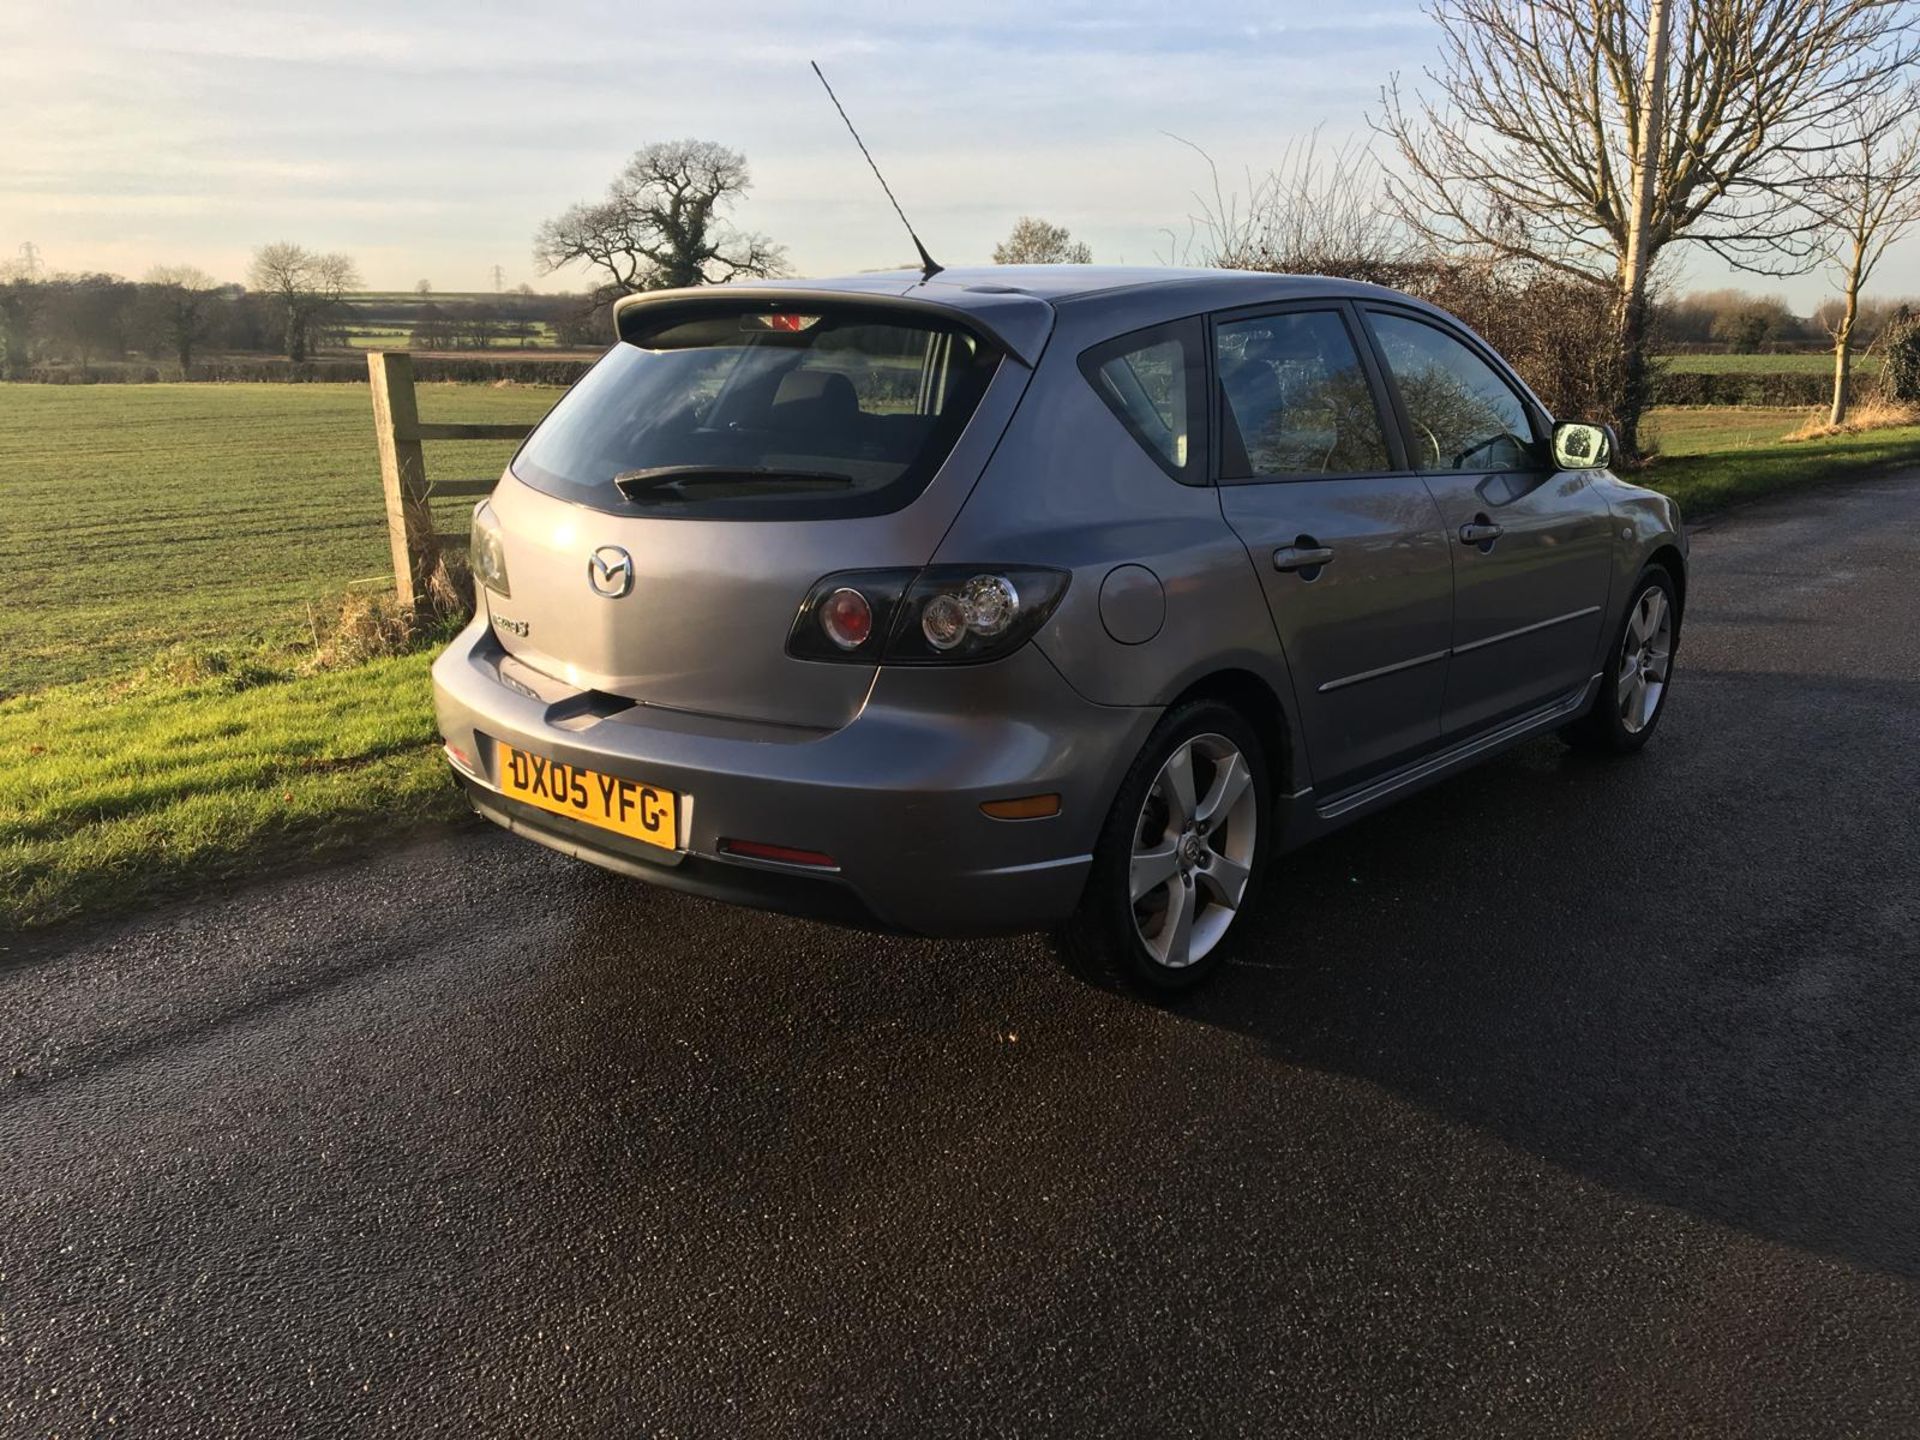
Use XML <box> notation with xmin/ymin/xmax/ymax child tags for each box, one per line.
<box><xmin>587</xmin><ymin>545</ymin><xmax>634</xmax><ymax>599</ymax></box>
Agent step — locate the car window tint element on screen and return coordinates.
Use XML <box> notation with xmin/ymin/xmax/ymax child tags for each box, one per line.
<box><xmin>1368</xmin><ymin>312</ymin><xmax>1537</xmax><ymax>473</ymax></box>
<box><xmin>1214</xmin><ymin>311</ymin><xmax>1391</xmax><ymax>479</ymax></box>
<box><xmin>1081</xmin><ymin>322</ymin><xmax>1206</xmax><ymax>482</ymax></box>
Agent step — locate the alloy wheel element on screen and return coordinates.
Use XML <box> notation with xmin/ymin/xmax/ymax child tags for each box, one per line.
<box><xmin>1128</xmin><ymin>733</ymin><xmax>1258</xmax><ymax>969</ymax></box>
<box><xmin>1618</xmin><ymin>584</ymin><xmax>1674</xmax><ymax>734</ymax></box>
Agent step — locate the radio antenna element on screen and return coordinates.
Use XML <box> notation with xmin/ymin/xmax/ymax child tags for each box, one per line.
<box><xmin>810</xmin><ymin>61</ymin><xmax>943</xmax><ymax>282</ymax></box>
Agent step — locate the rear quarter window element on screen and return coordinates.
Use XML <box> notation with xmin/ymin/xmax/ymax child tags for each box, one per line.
<box><xmin>1078</xmin><ymin>318</ymin><xmax>1209</xmax><ymax>485</ymax></box>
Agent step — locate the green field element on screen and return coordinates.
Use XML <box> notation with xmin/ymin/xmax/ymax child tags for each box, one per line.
<box><xmin>1660</xmin><ymin>351</ymin><xmax>1871</xmax><ymax>375</ymax></box>
<box><xmin>1644</xmin><ymin>407</ymin><xmax>1809</xmax><ymax>452</ymax></box>
<box><xmin>4</xmin><ymin>386</ymin><xmax>1918</xmax><ymax>933</ymax></box>
<box><xmin>0</xmin><ymin>383</ymin><xmax>562</xmax><ymax>696</ymax></box>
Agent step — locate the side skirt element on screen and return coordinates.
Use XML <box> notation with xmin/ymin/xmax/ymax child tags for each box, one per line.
<box><xmin>1276</xmin><ymin>674</ymin><xmax>1602</xmax><ymax>850</ymax></box>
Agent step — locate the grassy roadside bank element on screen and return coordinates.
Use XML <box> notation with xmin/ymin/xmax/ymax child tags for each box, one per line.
<box><xmin>1</xmin><ymin>648</ymin><xmax>462</xmax><ymax>932</ymax></box>
<box><xmin>7</xmin><ymin>400</ymin><xmax>1918</xmax><ymax>936</ymax></box>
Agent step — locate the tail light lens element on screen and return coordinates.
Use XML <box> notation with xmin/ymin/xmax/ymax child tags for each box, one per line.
<box><xmin>471</xmin><ymin>501</ymin><xmax>510</xmax><ymax>598</ymax></box>
<box><xmin>818</xmin><ymin>586</ymin><xmax>875</xmax><ymax>650</ymax></box>
<box><xmin>787</xmin><ymin>566</ymin><xmax>1069</xmax><ymax>665</ymax></box>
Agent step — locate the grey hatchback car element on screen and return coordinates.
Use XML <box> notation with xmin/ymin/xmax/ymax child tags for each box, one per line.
<box><xmin>433</xmin><ymin>266</ymin><xmax>1685</xmax><ymax>990</ymax></box>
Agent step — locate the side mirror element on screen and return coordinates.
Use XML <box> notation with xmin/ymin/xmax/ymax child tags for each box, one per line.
<box><xmin>1552</xmin><ymin>420</ymin><xmax>1612</xmax><ymax>471</ymax></box>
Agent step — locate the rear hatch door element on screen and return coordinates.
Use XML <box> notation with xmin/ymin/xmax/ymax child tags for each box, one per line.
<box><xmin>482</xmin><ymin>294</ymin><xmax>1042</xmax><ymax>730</ymax></box>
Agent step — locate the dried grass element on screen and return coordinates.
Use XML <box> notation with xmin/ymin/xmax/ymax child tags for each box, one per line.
<box><xmin>1785</xmin><ymin>397</ymin><xmax>1919</xmax><ymax>441</ymax></box>
<box><xmin>308</xmin><ymin>590</ymin><xmax>420</xmax><ymax>670</ymax></box>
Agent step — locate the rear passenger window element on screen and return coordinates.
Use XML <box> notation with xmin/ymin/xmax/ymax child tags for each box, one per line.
<box><xmin>1079</xmin><ymin>320</ymin><xmax>1208</xmax><ymax>484</ymax></box>
<box><xmin>1215</xmin><ymin>311</ymin><xmax>1392</xmax><ymax>479</ymax></box>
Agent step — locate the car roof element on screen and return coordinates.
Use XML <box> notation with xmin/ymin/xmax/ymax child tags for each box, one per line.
<box><xmin>620</xmin><ymin>266</ymin><xmax>1437</xmax><ymax>371</ymax></box>
<box><xmin>736</xmin><ymin>264</ymin><xmax>1401</xmax><ymax>308</ymax></box>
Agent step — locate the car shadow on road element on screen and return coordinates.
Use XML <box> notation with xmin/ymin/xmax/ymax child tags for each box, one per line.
<box><xmin>1167</xmin><ymin>671</ymin><xmax>1920</xmax><ymax>1281</ymax></box>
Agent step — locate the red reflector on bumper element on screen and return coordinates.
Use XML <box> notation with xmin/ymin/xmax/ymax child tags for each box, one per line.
<box><xmin>719</xmin><ymin>838</ymin><xmax>839</xmax><ymax>870</ymax></box>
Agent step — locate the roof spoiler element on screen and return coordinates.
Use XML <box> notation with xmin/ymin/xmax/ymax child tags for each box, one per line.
<box><xmin>611</xmin><ymin>285</ymin><xmax>1052</xmax><ymax>369</ymax></box>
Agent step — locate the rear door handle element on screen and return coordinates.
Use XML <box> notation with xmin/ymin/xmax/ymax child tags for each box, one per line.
<box><xmin>1273</xmin><ymin>544</ymin><xmax>1335</xmax><ymax>573</ymax></box>
<box><xmin>1459</xmin><ymin>519</ymin><xmax>1504</xmax><ymax>547</ymax></box>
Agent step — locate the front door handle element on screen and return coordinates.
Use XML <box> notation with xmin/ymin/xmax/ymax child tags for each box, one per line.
<box><xmin>1274</xmin><ymin>543</ymin><xmax>1335</xmax><ymax>574</ymax></box>
<box><xmin>1459</xmin><ymin>517</ymin><xmax>1504</xmax><ymax>547</ymax></box>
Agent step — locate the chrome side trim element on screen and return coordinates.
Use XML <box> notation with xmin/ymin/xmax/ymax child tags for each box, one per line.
<box><xmin>1319</xmin><ymin>609</ymin><xmax>1605</xmax><ymax>696</ymax></box>
<box><xmin>1451</xmin><ymin>605</ymin><xmax>1602</xmax><ymax>656</ymax></box>
<box><xmin>1318</xmin><ymin>648</ymin><xmax>1451</xmax><ymax>694</ymax></box>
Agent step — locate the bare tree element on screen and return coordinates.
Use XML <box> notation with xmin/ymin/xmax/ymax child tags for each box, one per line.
<box><xmin>1162</xmin><ymin>131</ymin><xmax>1409</xmax><ymax>280</ymax></box>
<box><xmin>1376</xmin><ymin>0</ymin><xmax>1918</xmax><ymax>454</ymax></box>
<box><xmin>48</xmin><ymin>273</ymin><xmax>136</xmax><ymax>368</ymax></box>
<box><xmin>0</xmin><ymin>267</ymin><xmax>40</xmax><ymax>379</ymax></box>
<box><xmin>1160</xmin><ymin>132</ymin><xmax>1621</xmax><ymax>421</ymax></box>
<box><xmin>247</xmin><ymin>243</ymin><xmax>359</xmax><ymax>361</ymax></box>
<box><xmin>993</xmin><ymin>216</ymin><xmax>1093</xmax><ymax>265</ymax></box>
<box><xmin>414</xmin><ymin>278</ymin><xmax>433</xmax><ymax>297</ymax></box>
<box><xmin>141</xmin><ymin>265</ymin><xmax>219</xmax><ymax>372</ymax></box>
<box><xmin>1802</xmin><ymin>93</ymin><xmax>1920</xmax><ymax>424</ymax></box>
<box><xmin>534</xmin><ymin>139</ymin><xmax>786</xmax><ymax>294</ymax></box>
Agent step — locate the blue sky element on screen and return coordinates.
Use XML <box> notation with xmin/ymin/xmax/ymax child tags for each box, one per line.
<box><xmin>0</xmin><ymin>0</ymin><xmax>1893</xmax><ymax>306</ymax></box>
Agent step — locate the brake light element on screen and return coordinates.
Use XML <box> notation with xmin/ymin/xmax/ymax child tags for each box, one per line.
<box><xmin>818</xmin><ymin>586</ymin><xmax>873</xmax><ymax>650</ymax></box>
<box><xmin>786</xmin><ymin>566</ymin><xmax>1070</xmax><ymax>665</ymax></box>
<box><xmin>741</xmin><ymin>313</ymin><xmax>822</xmax><ymax>333</ymax></box>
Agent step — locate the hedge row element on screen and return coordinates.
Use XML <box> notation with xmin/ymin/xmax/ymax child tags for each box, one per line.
<box><xmin>1651</xmin><ymin>370</ymin><xmax>1833</xmax><ymax>407</ymax></box>
<box><xmin>15</xmin><ymin>356</ymin><xmax>598</xmax><ymax>386</ymax></box>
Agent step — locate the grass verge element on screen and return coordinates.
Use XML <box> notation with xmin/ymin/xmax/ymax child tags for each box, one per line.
<box><xmin>0</xmin><ymin>647</ymin><xmax>465</xmax><ymax>933</ymax></box>
<box><xmin>1642</xmin><ymin>407</ymin><xmax>1920</xmax><ymax>516</ymax></box>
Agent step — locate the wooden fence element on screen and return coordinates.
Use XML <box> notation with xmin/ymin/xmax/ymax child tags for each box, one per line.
<box><xmin>367</xmin><ymin>350</ymin><xmax>533</xmax><ymax>609</ymax></box>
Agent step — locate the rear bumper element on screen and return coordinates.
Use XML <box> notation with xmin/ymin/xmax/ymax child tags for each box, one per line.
<box><xmin>431</xmin><ymin>618</ymin><xmax>1158</xmax><ymax>937</ymax></box>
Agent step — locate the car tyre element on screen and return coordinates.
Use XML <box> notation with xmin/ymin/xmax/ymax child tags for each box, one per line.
<box><xmin>1564</xmin><ymin>564</ymin><xmax>1679</xmax><ymax>755</ymax></box>
<box><xmin>1059</xmin><ymin>699</ymin><xmax>1270</xmax><ymax>994</ymax></box>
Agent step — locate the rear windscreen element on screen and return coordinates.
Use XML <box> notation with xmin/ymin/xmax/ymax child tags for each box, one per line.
<box><xmin>510</xmin><ymin>305</ymin><xmax>1002</xmax><ymax>517</ymax></box>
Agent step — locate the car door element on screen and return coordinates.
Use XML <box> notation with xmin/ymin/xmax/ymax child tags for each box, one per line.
<box><xmin>1212</xmin><ymin>303</ymin><xmax>1455</xmax><ymax>793</ymax></box>
<box><xmin>1360</xmin><ymin>307</ymin><xmax>1617</xmax><ymax>737</ymax></box>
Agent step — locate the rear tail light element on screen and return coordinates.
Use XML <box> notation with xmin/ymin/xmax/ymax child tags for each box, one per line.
<box><xmin>786</xmin><ymin>566</ymin><xmax>1069</xmax><ymax>665</ymax></box>
<box><xmin>471</xmin><ymin>501</ymin><xmax>510</xmax><ymax>598</ymax></box>
<box><xmin>818</xmin><ymin>586</ymin><xmax>874</xmax><ymax>650</ymax></box>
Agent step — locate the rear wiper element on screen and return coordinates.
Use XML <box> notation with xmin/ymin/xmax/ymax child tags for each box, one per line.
<box><xmin>613</xmin><ymin>464</ymin><xmax>854</xmax><ymax>498</ymax></box>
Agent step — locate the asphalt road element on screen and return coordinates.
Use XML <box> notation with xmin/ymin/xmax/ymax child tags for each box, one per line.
<box><xmin>6</xmin><ymin>471</ymin><xmax>1920</xmax><ymax>1438</ymax></box>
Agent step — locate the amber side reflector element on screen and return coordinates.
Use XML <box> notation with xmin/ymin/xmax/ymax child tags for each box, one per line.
<box><xmin>980</xmin><ymin>793</ymin><xmax>1061</xmax><ymax>821</ymax></box>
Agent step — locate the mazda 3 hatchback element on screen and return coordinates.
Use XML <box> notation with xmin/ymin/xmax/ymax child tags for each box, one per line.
<box><xmin>433</xmin><ymin>266</ymin><xmax>1686</xmax><ymax>990</ymax></box>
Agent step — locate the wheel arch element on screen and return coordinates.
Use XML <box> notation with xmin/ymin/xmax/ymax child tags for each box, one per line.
<box><xmin>1647</xmin><ymin>542</ymin><xmax>1688</xmax><ymax>632</ymax></box>
<box><xmin>1163</xmin><ymin>667</ymin><xmax>1297</xmax><ymax>796</ymax></box>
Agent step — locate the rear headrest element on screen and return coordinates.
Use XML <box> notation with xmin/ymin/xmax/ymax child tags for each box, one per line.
<box><xmin>771</xmin><ymin>369</ymin><xmax>860</xmax><ymax>419</ymax></box>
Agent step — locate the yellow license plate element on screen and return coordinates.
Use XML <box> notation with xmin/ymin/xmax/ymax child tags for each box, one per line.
<box><xmin>497</xmin><ymin>743</ymin><xmax>679</xmax><ymax>850</ymax></box>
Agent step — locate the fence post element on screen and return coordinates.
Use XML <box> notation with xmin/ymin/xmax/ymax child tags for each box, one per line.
<box><xmin>367</xmin><ymin>350</ymin><xmax>436</xmax><ymax>610</ymax></box>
